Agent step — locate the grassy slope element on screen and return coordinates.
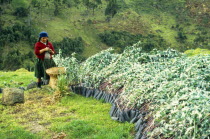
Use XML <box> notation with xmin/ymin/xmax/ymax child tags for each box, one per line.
<box><xmin>35</xmin><ymin>6</ymin><xmax>110</xmax><ymax>58</ymax></box>
<box><xmin>0</xmin><ymin>71</ymin><xmax>134</xmax><ymax>139</ymax></box>
<box><xmin>0</xmin><ymin>69</ymin><xmax>36</xmax><ymax>88</ymax></box>
<box><xmin>184</xmin><ymin>48</ymin><xmax>210</xmax><ymax>56</ymax></box>
<box><xmin>3</xmin><ymin>1</ymin><xmax>208</xmax><ymax>60</ymax></box>
<box><xmin>126</xmin><ymin>0</ymin><xmax>192</xmax><ymax>49</ymax></box>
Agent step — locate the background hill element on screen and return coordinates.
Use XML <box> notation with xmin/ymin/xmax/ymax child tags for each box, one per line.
<box><xmin>0</xmin><ymin>0</ymin><xmax>209</xmax><ymax>70</ymax></box>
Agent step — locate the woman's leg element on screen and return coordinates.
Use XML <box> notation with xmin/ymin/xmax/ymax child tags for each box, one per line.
<box><xmin>37</xmin><ymin>78</ymin><xmax>42</xmax><ymax>88</ymax></box>
<box><xmin>35</xmin><ymin>59</ymin><xmax>44</xmax><ymax>88</ymax></box>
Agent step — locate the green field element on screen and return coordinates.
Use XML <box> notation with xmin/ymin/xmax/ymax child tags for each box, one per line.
<box><xmin>0</xmin><ymin>70</ymin><xmax>134</xmax><ymax>139</ymax></box>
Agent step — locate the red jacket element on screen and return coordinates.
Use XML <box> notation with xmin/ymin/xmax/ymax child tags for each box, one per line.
<box><xmin>34</xmin><ymin>42</ymin><xmax>55</xmax><ymax>60</ymax></box>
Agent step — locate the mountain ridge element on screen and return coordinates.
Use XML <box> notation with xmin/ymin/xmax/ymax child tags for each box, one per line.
<box><xmin>0</xmin><ymin>0</ymin><xmax>209</xmax><ymax>70</ymax></box>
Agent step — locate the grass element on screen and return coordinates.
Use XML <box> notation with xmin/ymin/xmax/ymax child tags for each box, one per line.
<box><xmin>0</xmin><ymin>69</ymin><xmax>36</xmax><ymax>88</ymax></box>
<box><xmin>35</xmin><ymin>5</ymin><xmax>109</xmax><ymax>59</ymax></box>
<box><xmin>184</xmin><ymin>48</ymin><xmax>210</xmax><ymax>56</ymax></box>
<box><xmin>2</xmin><ymin>1</ymin><xmax>210</xmax><ymax>71</ymax></box>
<box><xmin>0</xmin><ymin>70</ymin><xmax>134</xmax><ymax>139</ymax></box>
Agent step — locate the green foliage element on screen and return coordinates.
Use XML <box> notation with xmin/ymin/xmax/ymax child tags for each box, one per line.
<box><xmin>0</xmin><ymin>0</ymin><xmax>12</xmax><ymax>4</ymax></box>
<box><xmin>2</xmin><ymin>49</ymin><xmax>22</xmax><ymax>70</ymax></box>
<box><xmin>79</xmin><ymin>48</ymin><xmax>117</xmax><ymax>87</ymax></box>
<box><xmin>130</xmin><ymin>0</ymin><xmax>209</xmax><ymax>51</ymax></box>
<box><xmin>53</xmin><ymin>37</ymin><xmax>85</xmax><ymax>60</ymax></box>
<box><xmin>105</xmin><ymin>0</ymin><xmax>118</xmax><ymax>17</ymax></box>
<box><xmin>13</xmin><ymin>7</ymin><xmax>28</xmax><ymax>17</ymax></box>
<box><xmin>176</xmin><ymin>31</ymin><xmax>187</xmax><ymax>43</ymax></box>
<box><xmin>193</xmin><ymin>28</ymin><xmax>210</xmax><ymax>49</ymax></box>
<box><xmin>63</xmin><ymin>0</ymin><xmax>77</xmax><ymax>8</ymax></box>
<box><xmin>184</xmin><ymin>48</ymin><xmax>210</xmax><ymax>57</ymax></box>
<box><xmin>69</xmin><ymin>41</ymin><xmax>210</xmax><ymax>138</ymax></box>
<box><xmin>0</xmin><ymin>21</ymin><xmax>36</xmax><ymax>71</ymax></box>
<box><xmin>99</xmin><ymin>31</ymin><xmax>169</xmax><ymax>53</ymax></box>
<box><xmin>54</xmin><ymin>50</ymin><xmax>81</xmax><ymax>85</ymax></box>
<box><xmin>53</xmin><ymin>0</ymin><xmax>63</xmax><ymax>16</ymax></box>
<box><xmin>82</xmin><ymin>0</ymin><xmax>102</xmax><ymax>15</ymax></box>
<box><xmin>11</xmin><ymin>0</ymin><xmax>29</xmax><ymax>9</ymax></box>
<box><xmin>0</xmin><ymin>0</ymin><xmax>209</xmax><ymax>72</ymax></box>
<box><xmin>57</xmin><ymin>74</ymin><xmax>69</xmax><ymax>96</ymax></box>
<box><xmin>99</xmin><ymin>31</ymin><xmax>141</xmax><ymax>48</ymax></box>
<box><xmin>0</xmin><ymin>41</ymin><xmax>35</xmax><ymax>70</ymax></box>
<box><xmin>0</xmin><ymin>23</ymin><xmax>36</xmax><ymax>45</ymax></box>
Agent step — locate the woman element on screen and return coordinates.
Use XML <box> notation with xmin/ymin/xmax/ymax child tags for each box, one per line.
<box><xmin>34</xmin><ymin>31</ymin><xmax>56</xmax><ymax>88</ymax></box>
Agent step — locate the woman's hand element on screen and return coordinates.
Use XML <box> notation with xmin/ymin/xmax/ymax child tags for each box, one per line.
<box><xmin>45</xmin><ymin>47</ymin><xmax>50</xmax><ymax>51</ymax></box>
<box><xmin>49</xmin><ymin>48</ymin><xmax>55</xmax><ymax>54</ymax></box>
<box><xmin>40</xmin><ymin>47</ymin><xmax>50</xmax><ymax>54</ymax></box>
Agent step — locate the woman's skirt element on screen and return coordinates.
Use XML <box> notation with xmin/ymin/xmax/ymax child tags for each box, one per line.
<box><xmin>35</xmin><ymin>59</ymin><xmax>56</xmax><ymax>79</ymax></box>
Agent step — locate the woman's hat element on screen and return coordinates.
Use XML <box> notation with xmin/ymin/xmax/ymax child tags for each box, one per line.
<box><xmin>39</xmin><ymin>31</ymin><xmax>48</xmax><ymax>38</ymax></box>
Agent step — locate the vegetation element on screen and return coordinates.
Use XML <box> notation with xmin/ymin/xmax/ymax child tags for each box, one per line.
<box><xmin>0</xmin><ymin>70</ymin><xmax>134</xmax><ymax>139</ymax></box>
<box><xmin>57</xmin><ymin>42</ymin><xmax>209</xmax><ymax>138</ymax></box>
<box><xmin>105</xmin><ymin>0</ymin><xmax>118</xmax><ymax>18</ymax></box>
<box><xmin>99</xmin><ymin>31</ymin><xmax>169</xmax><ymax>53</ymax></box>
<box><xmin>53</xmin><ymin>37</ymin><xmax>85</xmax><ymax>60</ymax></box>
<box><xmin>0</xmin><ymin>69</ymin><xmax>36</xmax><ymax>88</ymax></box>
<box><xmin>0</xmin><ymin>1</ymin><xmax>209</xmax><ymax>137</ymax></box>
<box><xmin>184</xmin><ymin>48</ymin><xmax>210</xmax><ymax>57</ymax></box>
<box><xmin>0</xmin><ymin>0</ymin><xmax>209</xmax><ymax>71</ymax></box>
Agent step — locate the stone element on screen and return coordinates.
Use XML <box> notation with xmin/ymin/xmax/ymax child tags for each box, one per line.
<box><xmin>46</xmin><ymin>67</ymin><xmax>66</xmax><ymax>89</ymax></box>
<box><xmin>2</xmin><ymin>88</ymin><xmax>24</xmax><ymax>105</ymax></box>
<box><xmin>27</xmin><ymin>82</ymin><xmax>37</xmax><ymax>90</ymax></box>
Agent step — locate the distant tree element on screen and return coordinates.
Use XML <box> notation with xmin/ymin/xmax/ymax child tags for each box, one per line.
<box><xmin>31</xmin><ymin>0</ymin><xmax>40</xmax><ymax>7</ymax></box>
<box><xmin>12</xmin><ymin>0</ymin><xmax>29</xmax><ymax>9</ymax></box>
<box><xmin>99</xmin><ymin>31</ymin><xmax>169</xmax><ymax>53</ymax></box>
<box><xmin>0</xmin><ymin>0</ymin><xmax>12</xmax><ymax>4</ymax></box>
<box><xmin>30</xmin><ymin>0</ymin><xmax>55</xmax><ymax>22</ymax></box>
<box><xmin>73</xmin><ymin>0</ymin><xmax>81</xmax><ymax>7</ymax></box>
<box><xmin>54</xmin><ymin>0</ymin><xmax>63</xmax><ymax>16</ymax></box>
<box><xmin>14</xmin><ymin>7</ymin><xmax>28</xmax><ymax>17</ymax></box>
<box><xmin>0</xmin><ymin>18</ymin><xmax>3</xmax><ymax>31</ymax></box>
<box><xmin>82</xmin><ymin>0</ymin><xmax>102</xmax><ymax>15</ymax></box>
<box><xmin>105</xmin><ymin>0</ymin><xmax>118</xmax><ymax>18</ymax></box>
<box><xmin>63</xmin><ymin>0</ymin><xmax>81</xmax><ymax>8</ymax></box>
<box><xmin>2</xmin><ymin>49</ymin><xmax>22</xmax><ymax>70</ymax></box>
<box><xmin>0</xmin><ymin>7</ymin><xmax>3</xmax><ymax>15</ymax></box>
<box><xmin>176</xmin><ymin>31</ymin><xmax>187</xmax><ymax>43</ymax></box>
<box><xmin>63</xmin><ymin>0</ymin><xmax>72</xmax><ymax>8</ymax></box>
<box><xmin>54</xmin><ymin>37</ymin><xmax>84</xmax><ymax>57</ymax></box>
<box><xmin>12</xmin><ymin>0</ymin><xmax>29</xmax><ymax>17</ymax></box>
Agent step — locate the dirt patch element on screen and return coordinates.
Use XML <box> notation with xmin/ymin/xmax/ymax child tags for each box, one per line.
<box><xmin>1</xmin><ymin>86</ymin><xmax>73</xmax><ymax>137</ymax></box>
<box><xmin>28</xmin><ymin>121</ymin><xmax>46</xmax><ymax>133</ymax></box>
<box><xmin>52</xmin><ymin>132</ymin><xmax>67</xmax><ymax>139</ymax></box>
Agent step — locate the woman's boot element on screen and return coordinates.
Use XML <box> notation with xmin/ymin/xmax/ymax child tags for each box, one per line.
<box><xmin>37</xmin><ymin>82</ymin><xmax>42</xmax><ymax>88</ymax></box>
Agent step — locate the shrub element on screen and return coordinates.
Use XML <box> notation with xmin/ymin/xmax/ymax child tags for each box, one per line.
<box><xmin>184</xmin><ymin>48</ymin><xmax>210</xmax><ymax>56</ymax></box>
<box><xmin>99</xmin><ymin>31</ymin><xmax>169</xmax><ymax>53</ymax></box>
<box><xmin>54</xmin><ymin>50</ymin><xmax>80</xmax><ymax>86</ymax></box>
<box><xmin>70</xmin><ymin>41</ymin><xmax>210</xmax><ymax>138</ymax></box>
<box><xmin>53</xmin><ymin>37</ymin><xmax>84</xmax><ymax>60</ymax></box>
<box><xmin>13</xmin><ymin>7</ymin><xmax>28</xmax><ymax>17</ymax></box>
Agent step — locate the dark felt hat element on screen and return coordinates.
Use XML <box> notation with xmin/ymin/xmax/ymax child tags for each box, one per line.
<box><xmin>39</xmin><ymin>31</ymin><xmax>48</xmax><ymax>38</ymax></box>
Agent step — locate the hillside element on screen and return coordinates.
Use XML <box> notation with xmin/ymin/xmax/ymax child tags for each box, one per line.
<box><xmin>54</xmin><ymin>42</ymin><xmax>210</xmax><ymax>138</ymax></box>
<box><xmin>0</xmin><ymin>0</ymin><xmax>209</xmax><ymax>70</ymax></box>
